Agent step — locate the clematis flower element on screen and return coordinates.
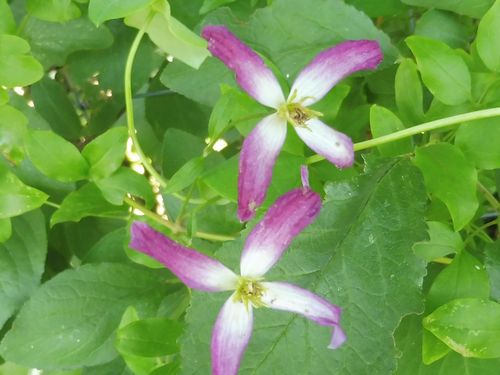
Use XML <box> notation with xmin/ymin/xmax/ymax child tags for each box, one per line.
<box><xmin>202</xmin><ymin>25</ymin><xmax>383</xmax><ymax>221</ymax></box>
<box><xmin>129</xmin><ymin>167</ymin><xmax>345</xmax><ymax>375</ymax></box>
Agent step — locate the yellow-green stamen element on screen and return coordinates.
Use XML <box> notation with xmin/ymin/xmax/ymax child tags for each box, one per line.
<box><xmin>277</xmin><ymin>90</ymin><xmax>323</xmax><ymax>127</ymax></box>
<box><xmin>233</xmin><ymin>277</ymin><xmax>266</xmax><ymax>309</ymax></box>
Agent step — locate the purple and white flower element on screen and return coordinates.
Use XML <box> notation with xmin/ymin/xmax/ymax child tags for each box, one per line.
<box><xmin>129</xmin><ymin>168</ymin><xmax>345</xmax><ymax>375</ymax></box>
<box><xmin>202</xmin><ymin>25</ymin><xmax>383</xmax><ymax>221</ymax></box>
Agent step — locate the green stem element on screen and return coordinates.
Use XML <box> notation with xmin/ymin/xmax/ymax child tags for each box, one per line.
<box><xmin>477</xmin><ymin>182</ymin><xmax>500</xmax><ymax>212</ymax></box>
<box><xmin>124</xmin><ymin>197</ymin><xmax>236</xmax><ymax>242</ymax></box>
<box><xmin>307</xmin><ymin>107</ymin><xmax>500</xmax><ymax>164</ymax></box>
<box><xmin>125</xmin><ymin>17</ymin><xmax>168</xmax><ymax>188</ymax></box>
<box><xmin>44</xmin><ymin>201</ymin><xmax>61</xmax><ymax>209</ymax></box>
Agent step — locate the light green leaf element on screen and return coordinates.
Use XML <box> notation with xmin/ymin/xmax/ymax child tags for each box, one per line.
<box><xmin>51</xmin><ymin>183</ymin><xmax>128</xmax><ymax>226</ymax></box>
<box><xmin>82</xmin><ymin>127</ymin><xmax>128</xmax><ymax>180</ymax></box>
<box><xmin>485</xmin><ymin>241</ymin><xmax>500</xmax><ymax>301</ymax></box>
<box><xmin>0</xmin><ymin>263</ymin><xmax>172</xmax><ymax>370</ymax></box>
<box><xmin>164</xmin><ymin>157</ymin><xmax>205</xmax><ymax>194</ymax></box>
<box><xmin>0</xmin><ymin>218</ymin><xmax>11</xmax><ymax>243</ymax></box>
<box><xmin>0</xmin><ymin>34</ymin><xmax>43</xmax><ymax>88</ymax></box>
<box><xmin>115</xmin><ymin>318</ymin><xmax>183</xmax><ymax>357</ymax></box>
<box><xmin>27</xmin><ymin>0</ymin><xmax>81</xmax><ymax>23</ymax></box>
<box><xmin>424</xmin><ymin>298</ymin><xmax>500</xmax><ymax>358</ymax></box>
<box><xmin>455</xmin><ymin>118</ymin><xmax>500</xmax><ymax>170</ymax></box>
<box><xmin>414</xmin><ymin>143</ymin><xmax>478</xmax><ymax>231</ymax></box>
<box><xmin>0</xmin><ymin>164</ymin><xmax>48</xmax><ymax>219</ymax></box>
<box><xmin>415</xmin><ymin>9</ymin><xmax>472</xmax><ymax>49</ymax></box>
<box><xmin>125</xmin><ymin>1</ymin><xmax>210</xmax><ymax>69</ymax></box>
<box><xmin>422</xmin><ymin>329</ymin><xmax>452</xmax><ymax>365</ymax></box>
<box><xmin>369</xmin><ymin>105</ymin><xmax>412</xmax><ymax>157</ymax></box>
<box><xmin>182</xmin><ymin>159</ymin><xmax>428</xmax><ymax>374</ymax></box>
<box><xmin>0</xmin><ymin>0</ymin><xmax>16</xmax><ymax>34</ymax></box>
<box><xmin>0</xmin><ymin>104</ymin><xmax>28</xmax><ymax>164</ymax></box>
<box><xmin>25</xmin><ymin>130</ymin><xmax>90</xmax><ymax>182</ymax></box>
<box><xmin>0</xmin><ymin>210</ymin><xmax>46</xmax><ymax>329</ymax></box>
<box><xmin>413</xmin><ymin>221</ymin><xmax>463</xmax><ymax>261</ymax></box>
<box><xmin>30</xmin><ymin>76</ymin><xmax>82</xmax><ymax>140</ymax></box>
<box><xmin>89</xmin><ymin>0</ymin><xmax>155</xmax><ymax>25</ymax></box>
<box><xmin>95</xmin><ymin>167</ymin><xmax>154</xmax><ymax>207</ymax></box>
<box><xmin>401</xmin><ymin>0</ymin><xmax>494</xmax><ymax>18</ymax></box>
<box><xmin>406</xmin><ymin>35</ymin><xmax>471</xmax><ymax>105</ymax></box>
<box><xmin>476</xmin><ymin>0</ymin><xmax>500</xmax><ymax>72</ymax></box>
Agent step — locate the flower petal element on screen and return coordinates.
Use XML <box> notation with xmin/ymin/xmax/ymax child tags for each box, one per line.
<box><xmin>129</xmin><ymin>222</ymin><xmax>238</xmax><ymax>292</ymax></box>
<box><xmin>240</xmin><ymin>186</ymin><xmax>321</xmax><ymax>277</ymax></box>
<box><xmin>202</xmin><ymin>25</ymin><xmax>285</xmax><ymax>108</ymax></box>
<box><xmin>211</xmin><ymin>296</ymin><xmax>253</xmax><ymax>375</ymax></box>
<box><xmin>261</xmin><ymin>281</ymin><xmax>346</xmax><ymax>349</ymax></box>
<box><xmin>238</xmin><ymin>113</ymin><xmax>287</xmax><ymax>222</ymax></box>
<box><xmin>290</xmin><ymin>40</ymin><xmax>382</xmax><ymax>106</ymax></box>
<box><xmin>295</xmin><ymin>118</ymin><xmax>354</xmax><ymax>168</ymax></box>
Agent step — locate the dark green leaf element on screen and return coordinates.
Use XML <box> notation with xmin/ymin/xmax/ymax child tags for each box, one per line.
<box><xmin>0</xmin><ymin>263</ymin><xmax>171</xmax><ymax>370</ymax></box>
<box><xmin>83</xmin><ymin>227</ymin><xmax>130</xmax><ymax>264</ymax></box>
<box><xmin>0</xmin><ymin>210</ymin><xmax>46</xmax><ymax>328</ymax></box>
<box><xmin>401</xmin><ymin>0</ymin><xmax>494</xmax><ymax>18</ymax></box>
<box><xmin>485</xmin><ymin>240</ymin><xmax>500</xmax><ymax>301</ymax></box>
<box><xmin>161</xmin><ymin>128</ymin><xmax>205</xmax><ymax>179</ymax></box>
<box><xmin>415</xmin><ymin>9</ymin><xmax>472</xmax><ymax>49</ymax></box>
<box><xmin>26</xmin><ymin>0</ymin><xmax>81</xmax><ymax>23</ymax></box>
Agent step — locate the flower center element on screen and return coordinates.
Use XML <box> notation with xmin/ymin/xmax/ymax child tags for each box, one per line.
<box><xmin>233</xmin><ymin>277</ymin><xmax>266</xmax><ymax>308</ymax></box>
<box><xmin>277</xmin><ymin>90</ymin><xmax>323</xmax><ymax>127</ymax></box>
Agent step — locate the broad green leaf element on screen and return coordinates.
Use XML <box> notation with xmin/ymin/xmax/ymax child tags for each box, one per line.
<box><xmin>422</xmin><ymin>329</ymin><xmax>451</xmax><ymax>365</ymax></box>
<box><xmin>0</xmin><ymin>263</ymin><xmax>172</xmax><ymax>370</ymax></box>
<box><xmin>115</xmin><ymin>318</ymin><xmax>183</xmax><ymax>357</ymax></box>
<box><xmin>83</xmin><ymin>227</ymin><xmax>130</xmax><ymax>264</ymax></box>
<box><xmin>396</xmin><ymin>314</ymin><xmax>500</xmax><ymax>374</ymax></box>
<box><xmin>31</xmin><ymin>77</ymin><xmax>82</xmax><ymax>140</ymax></box>
<box><xmin>199</xmin><ymin>0</ymin><xmax>235</xmax><ymax>14</ymax></box>
<box><xmin>51</xmin><ymin>183</ymin><xmax>128</xmax><ymax>226</ymax></box>
<box><xmin>455</xmin><ymin>118</ymin><xmax>500</xmax><ymax>170</ymax></box>
<box><xmin>182</xmin><ymin>159</ymin><xmax>428</xmax><ymax>374</ymax></box>
<box><xmin>0</xmin><ymin>218</ymin><xmax>11</xmax><ymax>243</ymax></box>
<box><xmin>0</xmin><ymin>104</ymin><xmax>28</xmax><ymax>164</ymax></box>
<box><xmin>0</xmin><ymin>164</ymin><xmax>48</xmax><ymax>219</ymax></box>
<box><xmin>0</xmin><ymin>210</ymin><xmax>46</xmax><ymax>329</ymax></box>
<box><xmin>89</xmin><ymin>0</ymin><xmax>155</xmax><ymax>25</ymax></box>
<box><xmin>426</xmin><ymin>251</ymin><xmax>490</xmax><ymax>313</ymax></box>
<box><xmin>476</xmin><ymin>0</ymin><xmax>500</xmax><ymax>72</ymax></box>
<box><xmin>413</xmin><ymin>221</ymin><xmax>463</xmax><ymax>261</ymax></box>
<box><xmin>164</xmin><ymin>157</ymin><xmax>205</xmax><ymax>194</ymax></box>
<box><xmin>485</xmin><ymin>241</ymin><xmax>500</xmax><ymax>301</ymax></box>
<box><xmin>401</xmin><ymin>0</ymin><xmax>494</xmax><ymax>18</ymax></box>
<box><xmin>414</xmin><ymin>143</ymin><xmax>478</xmax><ymax>231</ymax></box>
<box><xmin>0</xmin><ymin>87</ymin><xmax>7</xmax><ymax>105</ymax></box>
<box><xmin>82</xmin><ymin>127</ymin><xmax>128</xmax><ymax>180</ymax></box>
<box><xmin>95</xmin><ymin>167</ymin><xmax>155</xmax><ymax>207</ymax></box>
<box><xmin>125</xmin><ymin>1</ymin><xmax>210</xmax><ymax>69</ymax></box>
<box><xmin>21</xmin><ymin>16</ymin><xmax>113</xmax><ymax>69</ymax></box>
<box><xmin>83</xmin><ymin>357</ymin><xmax>133</xmax><ymax>375</ymax></box>
<box><xmin>415</xmin><ymin>9</ymin><xmax>472</xmax><ymax>49</ymax></box>
<box><xmin>406</xmin><ymin>35</ymin><xmax>471</xmax><ymax>105</ymax></box>
<box><xmin>0</xmin><ymin>0</ymin><xmax>16</xmax><ymax>34</ymax></box>
<box><xmin>0</xmin><ymin>34</ymin><xmax>43</xmax><ymax>88</ymax></box>
<box><xmin>424</xmin><ymin>298</ymin><xmax>500</xmax><ymax>358</ymax></box>
<box><xmin>26</xmin><ymin>0</ymin><xmax>81</xmax><ymax>22</ymax></box>
<box><xmin>25</xmin><ymin>130</ymin><xmax>89</xmax><ymax>182</ymax></box>
<box><xmin>345</xmin><ymin>0</ymin><xmax>407</xmax><ymax>17</ymax></box>
<box><xmin>161</xmin><ymin>128</ymin><xmax>205</xmax><ymax>179</ymax></box>
<box><xmin>369</xmin><ymin>105</ymin><xmax>412</xmax><ymax>157</ymax></box>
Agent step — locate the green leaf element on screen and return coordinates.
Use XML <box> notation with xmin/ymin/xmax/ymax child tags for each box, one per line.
<box><xmin>0</xmin><ymin>218</ymin><xmax>11</xmax><ymax>243</ymax></box>
<box><xmin>161</xmin><ymin>128</ymin><xmax>205</xmax><ymax>179</ymax></box>
<box><xmin>406</xmin><ymin>35</ymin><xmax>471</xmax><ymax>105</ymax></box>
<box><xmin>125</xmin><ymin>1</ymin><xmax>210</xmax><ymax>69</ymax></box>
<box><xmin>82</xmin><ymin>127</ymin><xmax>128</xmax><ymax>180</ymax></box>
<box><xmin>51</xmin><ymin>183</ymin><xmax>128</xmax><ymax>226</ymax></box>
<box><xmin>25</xmin><ymin>130</ymin><xmax>90</xmax><ymax>182</ymax></box>
<box><xmin>424</xmin><ymin>298</ymin><xmax>500</xmax><ymax>358</ymax></box>
<box><xmin>95</xmin><ymin>167</ymin><xmax>155</xmax><ymax>207</ymax></box>
<box><xmin>26</xmin><ymin>0</ymin><xmax>81</xmax><ymax>23</ymax></box>
<box><xmin>0</xmin><ymin>0</ymin><xmax>16</xmax><ymax>34</ymax></box>
<box><xmin>0</xmin><ymin>263</ymin><xmax>171</xmax><ymax>370</ymax></box>
<box><xmin>164</xmin><ymin>157</ymin><xmax>205</xmax><ymax>194</ymax></box>
<box><xmin>455</xmin><ymin>118</ymin><xmax>500</xmax><ymax>170</ymax></box>
<box><xmin>476</xmin><ymin>0</ymin><xmax>500</xmax><ymax>71</ymax></box>
<box><xmin>414</xmin><ymin>143</ymin><xmax>478</xmax><ymax>231</ymax></box>
<box><xmin>0</xmin><ymin>104</ymin><xmax>28</xmax><ymax>164</ymax></box>
<box><xmin>116</xmin><ymin>318</ymin><xmax>183</xmax><ymax>357</ymax></box>
<box><xmin>413</xmin><ymin>221</ymin><xmax>463</xmax><ymax>261</ymax></box>
<box><xmin>401</xmin><ymin>0</ymin><xmax>494</xmax><ymax>18</ymax></box>
<box><xmin>199</xmin><ymin>0</ymin><xmax>235</xmax><ymax>14</ymax></box>
<box><xmin>30</xmin><ymin>77</ymin><xmax>82</xmax><ymax>140</ymax></box>
<box><xmin>21</xmin><ymin>16</ymin><xmax>113</xmax><ymax>69</ymax></box>
<box><xmin>485</xmin><ymin>241</ymin><xmax>500</xmax><ymax>301</ymax></box>
<box><xmin>422</xmin><ymin>329</ymin><xmax>451</xmax><ymax>365</ymax></box>
<box><xmin>89</xmin><ymin>0</ymin><xmax>155</xmax><ymax>25</ymax></box>
<box><xmin>0</xmin><ymin>164</ymin><xmax>48</xmax><ymax>219</ymax></box>
<box><xmin>0</xmin><ymin>34</ymin><xmax>43</xmax><ymax>88</ymax></box>
<box><xmin>182</xmin><ymin>159</ymin><xmax>428</xmax><ymax>374</ymax></box>
<box><xmin>0</xmin><ymin>210</ymin><xmax>46</xmax><ymax>328</ymax></box>
<box><xmin>369</xmin><ymin>105</ymin><xmax>412</xmax><ymax>157</ymax></box>
<box><xmin>83</xmin><ymin>357</ymin><xmax>133</xmax><ymax>375</ymax></box>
